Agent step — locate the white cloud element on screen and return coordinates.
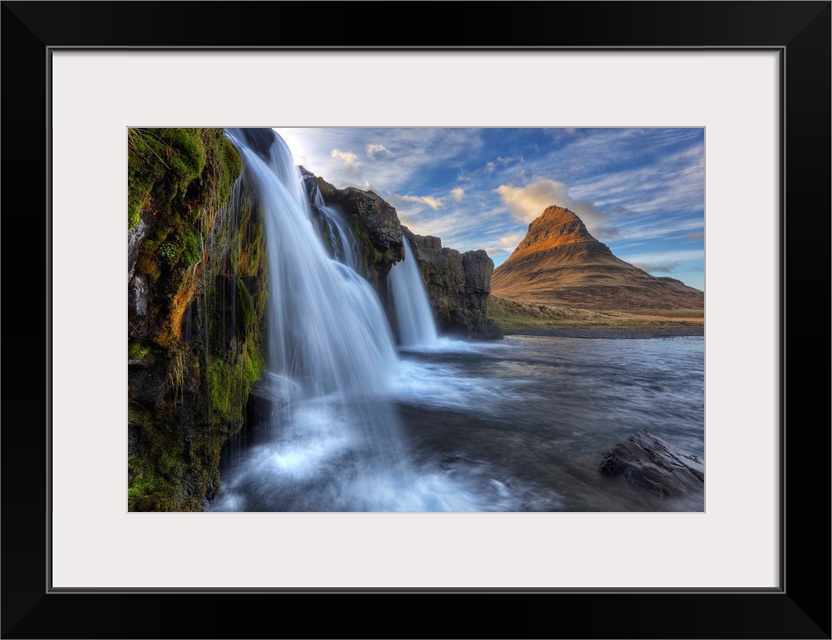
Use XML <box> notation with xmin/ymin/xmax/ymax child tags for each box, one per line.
<box><xmin>274</xmin><ymin>128</ymin><xmax>487</xmax><ymax>197</ymax></box>
<box><xmin>398</xmin><ymin>194</ymin><xmax>443</xmax><ymax>210</ymax></box>
<box><xmin>496</xmin><ymin>176</ymin><xmax>612</xmax><ymax>236</ymax></box>
<box><xmin>330</xmin><ymin>148</ymin><xmax>359</xmax><ymax>169</ymax></box>
<box><xmin>450</xmin><ymin>187</ymin><xmax>465</xmax><ymax>202</ymax></box>
<box><xmin>366</xmin><ymin>143</ymin><xmax>391</xmax><ymax>159</ymax></box>
<box><xmin>485</xmin><ymin>232</ymin><xmax>525</xmax><ymax>255</ymax></box>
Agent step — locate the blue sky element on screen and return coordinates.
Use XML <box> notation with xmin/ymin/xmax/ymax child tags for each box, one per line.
<box><xmin>275</xmin><ymin>127</ymin><xmax>704</xmax><ymax>291</ymax></box>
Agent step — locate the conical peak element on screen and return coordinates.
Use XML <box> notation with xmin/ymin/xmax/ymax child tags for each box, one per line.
<box><xmin>516</xmin><ymin>206</ymin><xmax>599</xmax><ymax>253</ymax></box>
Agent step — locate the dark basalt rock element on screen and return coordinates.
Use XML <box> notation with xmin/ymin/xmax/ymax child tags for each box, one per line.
<box><xmin>300</xmin><ymin>169</ymin><xmax>404</xmax><ymax>288</ymax></box>
<box><xmin>600</xmin><ymin>428</ymin><xmax>704</xmax><ymax>498</ymax></box>
<box><xmin>226</xmin><ymin>127</ymin><xmax>276</xmax><ymax>160</ymax></box>
<box><xmin>410</xmin><ymin>232</ymin><xmax>503</xmax><ymax>340</ymax></box>
<box><xmin>299</xmin><ymin>170</ymin><xmax>502</xmax><ymax>340</ymax></box>
<box><xmin>128</xmin><ymin>215</ymin><xmax>149</xmax><ymax>281</ymax></box>
<box><xmin>246</xmin><ymin>373</ymin><xmax>297</xmax><ymax>425</ymax></box>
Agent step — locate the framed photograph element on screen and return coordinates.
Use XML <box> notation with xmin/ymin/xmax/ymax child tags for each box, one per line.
<box><xmin>3</xmin><ymin>2</ymin><xmax>829</xmax><ymax>638</ymax></box>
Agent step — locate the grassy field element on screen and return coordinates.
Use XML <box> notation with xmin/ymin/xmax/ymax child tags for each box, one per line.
<box><xmin>487</xmin><ymin>296</ymin><xmax>704</xmax><ymax>335</ymax></box>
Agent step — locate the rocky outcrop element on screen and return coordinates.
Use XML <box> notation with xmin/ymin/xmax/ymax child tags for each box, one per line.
<box><xmin>492</xmin><ymin>206</ymin><xmax>704</xmax><ymax>309</ymax></box>
<box><xmin>301</xmin><ymin>170</ymin><xmax>502</xmax><ymax>340</ymax></box>
<box><xmin>128</xmin><ymin>128</ymin><xmax>268</xmax><ymax>511</ymax></box>
<box><xmin>600</xmin><ymin>428</ymin><xmax>704</xmax><ymax>499</ymax></box>
<box><xmin>301</xmin><ymin>169</ymin><xmax>404</xmax><ymax>288</ymax></box>
<box><xmin>408</xmin><ymin>231</ymin><xmax>503</xmax><ymax>339</ymax></box>
<box><xmin>246</xmin><ymin>373</ymin><xmax>298</xmax><ymax>425</ymax></box>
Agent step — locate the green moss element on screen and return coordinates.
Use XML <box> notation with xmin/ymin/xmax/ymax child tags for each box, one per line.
<box><xmin>157</xmin><ymin>451</ymin><xmax>179</xmax><ymax>476</ymax></box>
<box><xmin>207</xmin><ymin>339</ymin><xmax>264</xmax><ymax>423</ymax></box>
<box><xmin>162</xmin><ymin>129</ymin><xmax>206</xmax><ymax>182</ymax></box>
<box><xmin>235</xmin><ymin>277</ymin><xmax>255</xmax><ymax>336</ymax></box>
<box><xmin>128</xmin><ymin>454</ymin><xmax>198</xmax><ymax>512</ymax></box>
<box><xmin>176</xmin><ymin>229</ymin><xmax>202</xmax><ymax>266</ymax></box>
<box><xmin>239</xmin><ymin>216</ymin><xmax>264</xmax><ymax>276</ymax></box>
<box><xmin>219</xmin><ymin>137</ymin><xmax>242</xmax><ymax>203</ymax></box>
<box><xmin>208</xmin><ymin>358</ymin><xmax>233</xmax><ymax>419</ymax></box>
<box><xmin>128</xmin><ymin>128</ymin><xmax>263</xmax><ymax>512</ymax></box>
<box><xmin>350</xmin><ymin>217</ymin><xmax>384</xmax><ymax>274</ymax></box>
<box><xmin>244</xmin><ymin>338</ymin><xmax>265</xmax><ymax>384</ymax></box>
<box><xmin>127</xmin><ymin>128</ymin><xmax>214</xmax><ymax>231</ymax></box>
<box><xmin>128</xmin><ymin>456</ymin><xmax>157</xmax><ymax>509</ymax></box>
<box><xmin>128</xmin><ymin>341</ymin><xmax>149</xmax><ymax>360</ymax></box>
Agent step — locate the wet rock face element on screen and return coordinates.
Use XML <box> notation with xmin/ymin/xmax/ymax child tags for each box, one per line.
<box><xmin>130</xmin><ymin>275</ymin><xmax>149</xmax><ymax>317</ymax></box>
<box><xmin>128</xmin><ymin>215</ymin><xmax>149</xmax><ymax>281</ymax></box>
<box><xmin>246</xmin><ymin>374</ymin><xmax>297</xmax><ymax>426</ymax></box>
<box><xmin>340</xmin><ymin>187</ymin><xmax>403</xmax><ymax>253</ymax></box>
<box><xmin>600</xmin><ymin>428</ymin><xmax>704</xmax><ymax>498</ymax></box>
<box><xmin>301</xmin><ymin>170</ymin><xmax>404</xmax><ymax>287</ymax></box>
<box><xmin>410</xmin><ymin>233</ymin><xmax>503</xmax><ymax>340</ymax></box>
<box><xmin>300</xmin><ymin>169</ymin><xmax>502</xmax><ymax>340</ymax></box>
<box><xmin>463</xmin><ymin>250</ymin><xmax>493</xmax><ymax>294</ymax></box>
<box><xmin>226</xmin><ymin>128</ymin><xmax>276</xmax><ymax>160</ymax></box>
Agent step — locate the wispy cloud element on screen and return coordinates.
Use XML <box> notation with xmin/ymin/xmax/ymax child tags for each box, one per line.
<box><xmin>397</xmin><ymin>194</ymin><xmax>443</xmax><ymax>210</ymax></box>
<box><xmin>496</xmin><ymin>176</ymin><xmax>613</xmax><ymax>237</ymax></box>
<box><xmin>366</xmin><ymin>143</ymin><xmax>391</xmax><ymax>159</ymax></box>
<box><xmin>485</xmin><ymin>232</ymin><xmax>525</xmax><ymax>256</ymax></box>
<box><xmin>330</xmin><ymin>148</ymin><xmax>360</xmax><ymax>175</ymax></box>
<box><xmin>274</xmin><ymin>127</ymin><xmax>705</xmax><ymax>285</ymax></box>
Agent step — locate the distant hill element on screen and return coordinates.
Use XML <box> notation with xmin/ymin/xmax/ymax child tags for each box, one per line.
<box><xmin>491</xmin><ymin>206</ymin><xmax>704</xmax><ymax>309</ymax></box>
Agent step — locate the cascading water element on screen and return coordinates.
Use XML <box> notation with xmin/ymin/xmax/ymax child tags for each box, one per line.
<box><xmin>212</xmin><ymin>129</ymin><xmax>464</xmax><ymax>511</ymax></box>
<box><xmin>206</xmin><ymin>128</ymin><xmax>704</xmax><ymax>514</ymax></box>
<box><xmin>312</xmin><ymin>185</ymin><xmax>358</xmax><ymax>269</ymax></box>
<box><xmin>227</xmin><ymin>129</ymin><xmax>398</xmax><ymax>399</ymax></box>
<box><xmin>388</xmin><ymin>236</ymin><xmax>439</xmax><ymax>348</ymax></box>
<box><xmin>210</xmin><ymin>129</ymin><xmax>538</xmax><ymax>512</ymax></box>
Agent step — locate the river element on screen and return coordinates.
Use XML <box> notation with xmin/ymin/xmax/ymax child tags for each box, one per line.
<box><xmin>210</xmin><ymin>334</ymin><xmax>704</xmax><ymax>512</ymax></box>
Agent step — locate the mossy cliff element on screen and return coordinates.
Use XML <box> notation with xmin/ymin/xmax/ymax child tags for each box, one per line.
<box><xmin>127</xmin><ymin>128</ymin><xmax>267</xmax><ymax>511</ymax></box>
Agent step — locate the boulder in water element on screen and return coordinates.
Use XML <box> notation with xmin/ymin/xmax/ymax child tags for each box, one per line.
<box><xmin>599</xmin><ymin>428</ymin><xmax>704</xmax><ymax>498</ymax></box>
<box><xmin>246</xmin><ymin>373</ymin><xmax>297</xmax><ymax>425</ymax></box>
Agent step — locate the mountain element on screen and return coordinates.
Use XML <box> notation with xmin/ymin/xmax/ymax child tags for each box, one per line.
<box><xmin>491</xmin><ymin>206</ymin><xmax>704</xmax><ymax>309</ymax></box>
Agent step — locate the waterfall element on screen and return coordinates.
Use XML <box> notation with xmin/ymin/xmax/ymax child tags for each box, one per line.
<box><xmin>226</xmin><ymin>129</ymin><xmax>398</xmax><ymax>399</ymax></box>
<box><xmin>312</xmin><ymin>184</ymin><xmax>358</xmax><ymax>269</ymax></box>
<box><xmin>388</xmin><ymin>236</ymin><xmax>439</xmax><ymax>347</ymax></box>
<box><xmin>217</xmin><ymin>128</ymin><xmax>414</xmax><ymax>510</ymax></box>
<box><xmin>210</xmin><ymin>129</ymin><xmax>497</xmax><ymax>512</ymax></box>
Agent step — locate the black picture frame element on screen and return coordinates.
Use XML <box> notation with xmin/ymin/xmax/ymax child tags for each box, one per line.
<box><xmin>2</xmin><ymin>2</ymin><xmax>829</xmax><ymax>638</ymax></box>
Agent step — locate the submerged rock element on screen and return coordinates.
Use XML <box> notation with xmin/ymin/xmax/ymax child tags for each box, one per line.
<box><xmin>246</xmin><ymin>373</ymin><xmax>297</xmax><ymax>424</ymax></box>
<box><xmin>599</xmin><ymin>428</ymin><xmax>704</xmax><ymax>498</ymax></box>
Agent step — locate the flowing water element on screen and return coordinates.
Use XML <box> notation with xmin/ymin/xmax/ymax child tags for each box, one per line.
<box><xmin>312</xmin><ymin>183</ymin><xmax>359</xmax><ymax>269</ymax></box>
<box><xmin>211</xmin><ymin>129</ymin><xmax>704</xmax><ymax>513</ymax></box>
<box><xmin>388</xmin><ymin>236</ymin><xmax>439</xmax><ymax>348</ymax></box>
